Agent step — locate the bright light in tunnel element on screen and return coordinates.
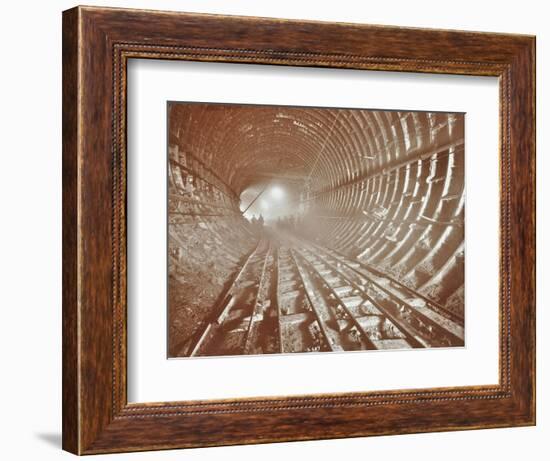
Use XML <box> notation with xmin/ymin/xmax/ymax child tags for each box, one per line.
<box><xmin>240</xmin><ymin>183</ymin><xmax>293</xmax><ymax>222</ymax></box>
<box><xmin>270</xmin><ymin>186</ymin><xmax>285</xmax><ymax>200</ymax></box>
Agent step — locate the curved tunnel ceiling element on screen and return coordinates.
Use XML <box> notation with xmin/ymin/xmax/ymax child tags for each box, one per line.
<box><xmin>169</xmin><ymin>103</ymin><xmax>459</xmax><ymax>194</ymax></box>
<box><xmin>167</xmin><ymin>102</ymin><xmax>465</xmax><ymax>357</ymax></box>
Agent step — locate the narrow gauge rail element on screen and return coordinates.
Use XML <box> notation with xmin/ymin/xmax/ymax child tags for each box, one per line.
<box><xmin>294</xmin><ymin>241</ymin><xmax>464</xmax><ymax>348</ymax></box>
<box><xmin>317</xmin><ymin>244</ymin><xmax>464</xmax><ymax>325</ymax></box>
<box><xmin>189</xmin><ymin>238</ymin><xmax>276</xmax><ymax>356</ymax></box>
<box><xmin>276</xmin><ymin>247</ymin><xmax>332</xmax><ymax>353</ymax></box>
<box><xmin>288</xmin><ymin>249</ymin><xmax>373</xmax><ymax>351</ymax></box>
<box><xmin>291</xmin><ymin>249</ymin><xmax>413</xmax><ymax>350</ymax></box>
<box><xmin>185</xmin><ymin>233</ymin><xmax>465</xmax><ymax>357</ymax></box>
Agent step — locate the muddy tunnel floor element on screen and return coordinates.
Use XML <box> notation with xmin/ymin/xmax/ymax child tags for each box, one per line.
<box><xmin>169</xmin><ymin>228</ymin><xmax>464</xmax><ymax>358</ymax></box>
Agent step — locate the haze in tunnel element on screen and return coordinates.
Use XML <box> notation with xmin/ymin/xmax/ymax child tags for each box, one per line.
<box><xmin>167</xmin><ymin>102</ymin><xmax>465</xmax><ymax>358</ymax></box>
<box><xmin>240</xmin><ymin>183</ymin><xmax>298</xmax><ymax>222</ymax></box>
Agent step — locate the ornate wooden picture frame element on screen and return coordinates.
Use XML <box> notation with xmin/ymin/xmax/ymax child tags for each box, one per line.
<box><xmin>62</xmin><ymin>5</ymin><xmax>535</xmax><ymax>455</ymax></box>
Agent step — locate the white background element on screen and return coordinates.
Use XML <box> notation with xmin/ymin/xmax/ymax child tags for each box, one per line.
<box><xmin>0</xmin><ymin>1</ymin><xmax>546</xmax><ymax>460</ymax></box>
<box><xmin>128</xmin><ymin>60</ymin><xmax>499</xmax><ymax>402</ymax></box>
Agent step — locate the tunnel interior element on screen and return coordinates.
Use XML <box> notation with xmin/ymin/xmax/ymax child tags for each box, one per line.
<box><xmin>167</xmin><ymin>102</ymin><xmax>465</xmax><ymax>357</ymax></box>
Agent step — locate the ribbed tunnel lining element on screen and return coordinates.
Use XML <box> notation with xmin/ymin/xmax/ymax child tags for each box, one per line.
<box><xmin>167</xmin><ymin>102</ymin><xmax>464</xmax><ymax>357</ymax></box>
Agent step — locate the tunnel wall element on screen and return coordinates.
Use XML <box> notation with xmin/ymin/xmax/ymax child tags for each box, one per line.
<box><xmin>167</xmin><ymin>142</ymin><xmax>255</xmax><ymax>354</ymax></box>
<box><xmin>308</xmin><ymin>111</ymin><xmax>465</xmax><ymax>314</ymax></box>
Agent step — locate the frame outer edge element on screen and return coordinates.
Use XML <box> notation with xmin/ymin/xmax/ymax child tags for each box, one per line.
<box><xmin>531</xmin><ymin>35</ymin><xmax>537</xmax><ymax>425</ymax></box>
<box><xmin>497</xmin><ymin>37</ymin><xmax>535</xmax><ymax>424</ymax></box>
<box><xmin>63</xmin><ymin>6</ymin><xmax>536</xmax><ymax>454</ymax></box>
<box><xmin>512</xmin><ymin>36</ymin><xmax>536</xmax><ymax>424</ymax></box>
<box><xmin>62</xmin><ymin>6</ymin><xmax>81</xmax><ymax>455</ymax></box>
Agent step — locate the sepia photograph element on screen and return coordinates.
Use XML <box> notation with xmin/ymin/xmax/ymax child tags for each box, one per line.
<box><xmin>167</xmin><ymin>102</ymin><xmax>465</xmax><ymax>358</ymax></box>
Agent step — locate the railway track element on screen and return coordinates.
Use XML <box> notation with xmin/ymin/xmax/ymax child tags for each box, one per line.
<box><xmin>187</xmin><ymin>234</ymin><xmax>464</xmax><ymax>357</ymax></box>
<box><xmin>293</xmin><ymin>241</ymin><xmax>464</xmax><ymax>349</ymax></box>
<box><xmin>189</xmin><ymin>238</ymin><xmax>278</xmax><ymax>356</ymax></box>
<box><xmin>319</xmin><ymin>243</ymin><xmax>464</xmax><ymax>324</ymax></box>
<box><xmin>277</xmin><ymin>247</ymin><xmax>335</xmax><ymax>353</ymax></box>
